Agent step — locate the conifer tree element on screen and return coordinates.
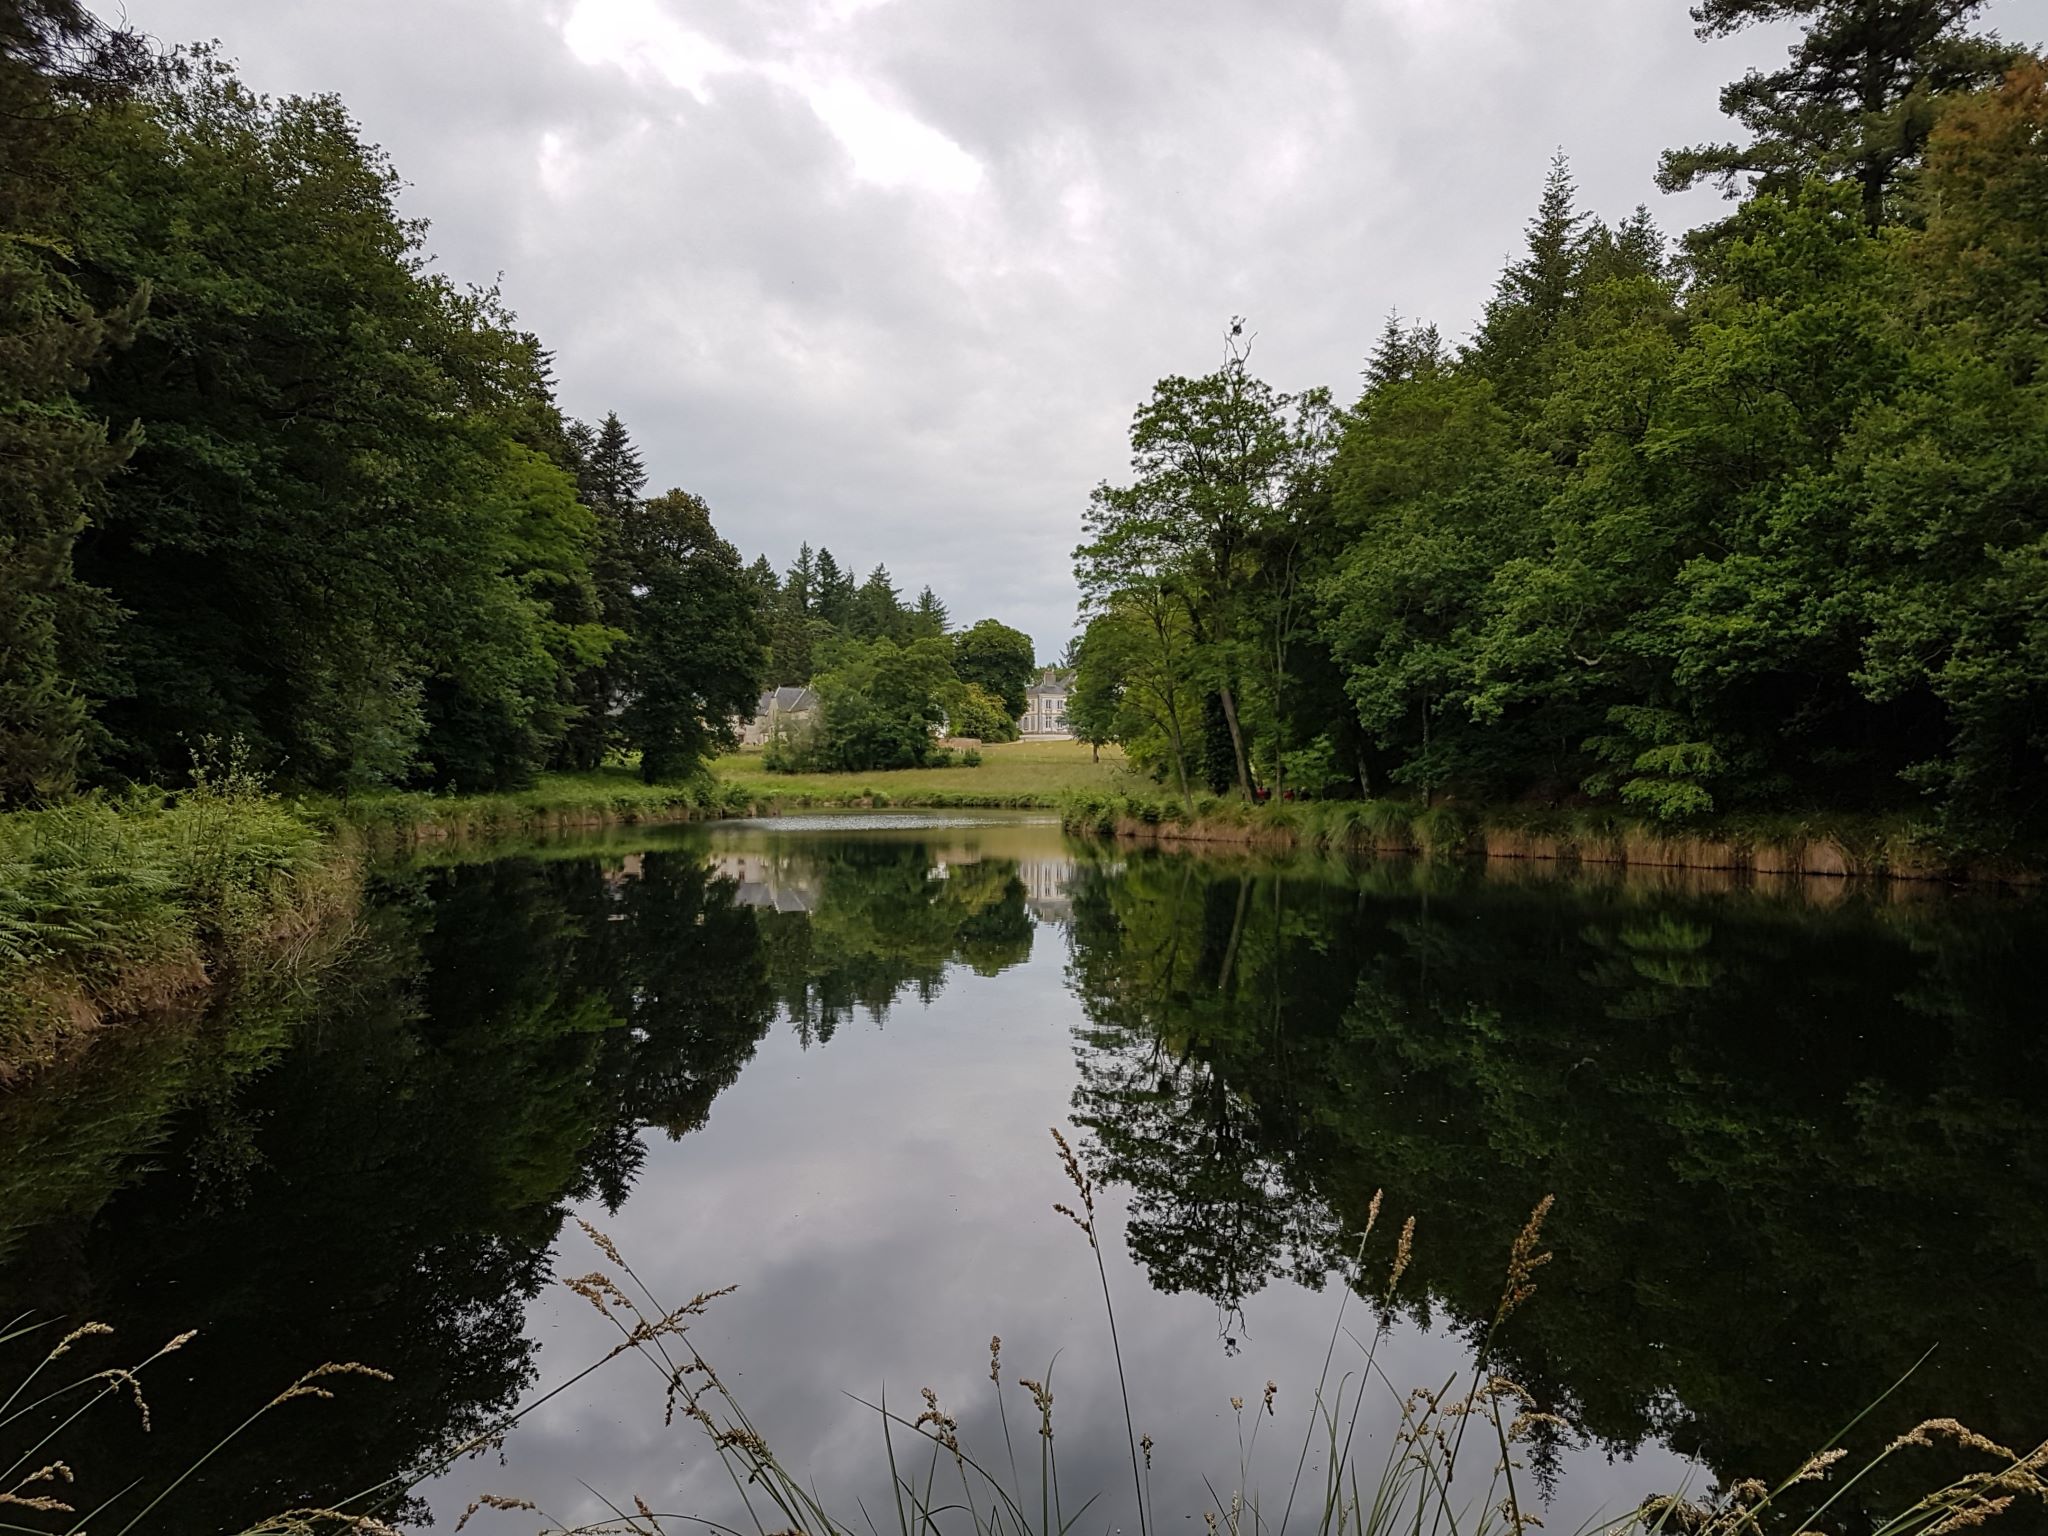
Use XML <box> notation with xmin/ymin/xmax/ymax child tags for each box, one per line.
<box><xmin>1364</xmin><ymin>312</ymin><xmax>1445</xmax><ymax>390</ymax></box>
<box><xmin>813</xmin><ymin>548</ymin><xmax>855</xmax><ymax>629</ymax></box>
<box><xmin>559</xmin><ymin>411</ymin><xmax>645</xmax><ymax>769</ymax></box>
<box><xmin>850</xmin><ymin>564</ymin><xmax>904</xmax><ymax>640</ymax></box>
<box><xmin>1469</xmin><ymin>154</ymin><xmax>1595</xmax><ymax>408</ymax></box>
<box><xmin>784</xmin><ymin>543</ymin><xmax>817</xmax><ymax>613</ymax></box>
<box><xmin>1658</xmin><ymin>0</ymin><xmax>2018</xmax><ymax>227</ymax></box>
<box><xmin>617</xmin><ymin>489</ymin><xmax>765</xmax><ymax>782</ymax></box>
<box><xmin>909</xmin><ymin>586</ymin><xmax>950</xmax><ymax>638</ymax></box>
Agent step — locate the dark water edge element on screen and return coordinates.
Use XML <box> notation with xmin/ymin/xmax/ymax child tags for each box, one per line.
<box><xmin>3</xmin><ymin>812</ymin><xmax>2044</xmax><ymax>1535</ymax></box>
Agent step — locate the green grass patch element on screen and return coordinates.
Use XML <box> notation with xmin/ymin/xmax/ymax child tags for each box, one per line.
<box><xmin>337</xmin><ymin>767</ymin><xmax>750</xmax><ymax>848</ymax></box>
<box><xmin>711</xmin><ymin>738</ymin><xmax>1137</xmax><ymax>808</ymax></box>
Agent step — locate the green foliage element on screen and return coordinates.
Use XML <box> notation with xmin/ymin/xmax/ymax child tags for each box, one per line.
<box><xmin>1075</xmin><ymin>38</ymin><xmax>2048</xmax><ymax>841</ymax></box>
<box><xmin>951</xmin><ymin>618</ymin><xmax>1036</xmax><ymax>719</ymax></box>
<box><xmin>616</xmin><ymin>490</ymin><xmax>766</xmax><ymax>784</ymax></box>
<box><xmin>778</xmin><ymin>636</ymin><xmax>957</xmax><ymax>773</ymax></box>
<box><xmin>1658</xmin><ymin>0</ymin><xmax>2018</xmax><ymax>227</ymax></box>
<box><xmin>0</xmin><ymin>741</ymin><xmax>332</xmax><ymax>1065</ymax></box>
<box><xmin>1077</xmin><ymin>324</ymin><xmax>1338</xmax><ymax>801</ymax></box>
<box><xmin>0</xmin><ymin>2</ymin><xmax>143</xmax><ymax>806</ymax></box>
<box><xmin>942</xmin><ymin>679</ymin><xmax>1016</xmax><ymax>742</ymax></box>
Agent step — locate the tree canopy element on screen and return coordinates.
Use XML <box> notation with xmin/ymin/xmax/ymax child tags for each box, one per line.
<box><xmin>1076</xmin><ymin>8</ymin><xmax>2048</xmax><ymax>842</ymax></box>
<box><xmin>0</xmin><ymin>38</ymin><xmax>765</xmax><ymax>800</ymax></box>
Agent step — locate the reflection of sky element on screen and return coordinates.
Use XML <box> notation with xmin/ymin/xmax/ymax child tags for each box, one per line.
<box><xmin>420</xmin><ymin>863</ymin><xmax>1697</xmax><ymax>1536</ymax></box>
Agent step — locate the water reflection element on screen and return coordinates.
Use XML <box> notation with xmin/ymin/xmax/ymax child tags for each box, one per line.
<box><xmin>1</xmin><ymin>818</ymin><xmax>2043</xmax><ymax>1536</ymax></box>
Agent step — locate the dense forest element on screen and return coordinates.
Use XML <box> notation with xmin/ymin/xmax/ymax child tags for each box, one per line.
<box><xmin>1072</xmin><ymin>0</ymin><xmax>2048</xmax><ymax>843</ymax></box>
<box><xmin>0</xmin><ymin>4</ymin><xmax>777</xmax><ymax>795</ymax></box>
<box><xmin>0</xmin><ymin>3</ymin><xmax>1041</xmax><ymax>799</ymax></box>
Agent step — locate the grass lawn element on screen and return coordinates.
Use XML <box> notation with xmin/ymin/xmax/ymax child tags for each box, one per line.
<box><xmin>709</xmin><ymin>738</ymin><xmax>1137</xmax><ymax>803</ymax></box>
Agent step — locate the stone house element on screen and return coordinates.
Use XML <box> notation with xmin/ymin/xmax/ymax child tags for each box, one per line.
<box><xmin>1020</xmin><ymin>667</ymin><xmax>1074</xmax><ymax>739</ymax></box>
<box><xmin>738</xmin><ymin>685</ymin><xmax>820</xmax><ymax>748</ymax></box>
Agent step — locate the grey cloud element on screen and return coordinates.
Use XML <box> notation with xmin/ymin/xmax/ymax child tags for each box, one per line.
<box><xmin>90</xmin><ymin>0</ymin><xmax>2036</xmax><ymax>654</ymax></box>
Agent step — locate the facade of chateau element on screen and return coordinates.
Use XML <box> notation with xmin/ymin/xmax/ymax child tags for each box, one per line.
<box><xmin>1020</xmin><ymin>667</ymin><xmax>1074</xmax><ymax>739</ymax></box>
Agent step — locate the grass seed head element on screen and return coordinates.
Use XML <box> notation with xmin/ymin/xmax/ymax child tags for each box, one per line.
<box><xmin>454</xmin><ymin>1494</ymin><xmax>538</xmax><ymax>1532</ymax></box>
<box><xmin>1495</xmin><ymin>1196</ymin><xmax>1555</xmax><ymax>1326</ymax></box>
<box><xmin>1386</xmin><ymin>1216</ymin><xmax>1416</xmax><ymax>1302</ymax></box>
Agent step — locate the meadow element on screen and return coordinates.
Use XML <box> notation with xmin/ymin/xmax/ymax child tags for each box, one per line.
<box><xmin>709</xmin><ymin>738</ymin><xmax>1136</xmax><ymax>805</ymax></box>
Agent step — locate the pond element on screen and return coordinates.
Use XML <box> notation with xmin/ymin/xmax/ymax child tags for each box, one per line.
<box><xmin>3</xmin><ymin>812</ymin><xmax>2045</xmax><ymax>1535</ymax></box>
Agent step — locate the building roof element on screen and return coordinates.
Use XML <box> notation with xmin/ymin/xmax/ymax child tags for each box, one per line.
<box><xmin>758</xmin><ymin>685</ymin><xmax>819</xmax><ymax>714</ymax></box>
<box><xmin>1026</xmin><ymin>667</ymin><xmax>1073</xmax><ymax>696</ymax></box>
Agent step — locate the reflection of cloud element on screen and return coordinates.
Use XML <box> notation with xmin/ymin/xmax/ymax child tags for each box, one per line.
<box><xmin>422</xmin><ymin>943</ymin><xmax>1693</xmax><ymax>1535</ymax></box>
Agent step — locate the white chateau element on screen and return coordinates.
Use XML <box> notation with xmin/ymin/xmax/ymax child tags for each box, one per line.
<box><xmin>1020</xmin><ymin>667</ymin><xmax>1074</xmax><ymax>739</ymax></box>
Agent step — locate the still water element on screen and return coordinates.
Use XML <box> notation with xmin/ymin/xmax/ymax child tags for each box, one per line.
<box><xmin>3</xmin><ymin>813</ymin><xmax>2045</xmax><ymax>1534</ymax></box>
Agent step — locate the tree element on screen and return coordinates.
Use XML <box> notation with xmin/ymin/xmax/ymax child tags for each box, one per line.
<box><xmin>1079</xmin><ymin>322</ymin><xmax>1325</xmax><ymax>798</ymax></box>
<box><xmin>765</xmin><ymin>544</ymin><xmax>820</xmax><ymax>686</ymax></box>
<box><xmin>1365</xmin><ymin>311</ymin><xmax>1445</xmax><ymax>391</ymax></box>
<box><xmin>941</xmin><ymin>680</ymin><xmax>1015</xmax><ymax>742</ymax></box>
<box><xmin>559</xmin><ymin>411</ymin><xmax>646</xmax><ymax>769</ymax></box>
<box><xmin>790</xmin><ymin>636</ymin><xmax>956</xmax><ymax>772</ymax></box>
<box><xmin>908</xmin><ymin>585</ymin><xmax>950</xmax><ymax>639</ymax></box>
<box><xmin>1468</xmin><ymin>153</ymin><xmax>1595</xmax><ymax>410</ymax></box>
<box><xmin>616</xmin><ymin>490</ymin><xmax>765</xmax><ymax>782</ymax></box>
<box><xmin>68</xmin><ymin>55</ymin><xmax>591</xmax><ymax>791</ymax></box>
<box><xmin>419</xmin><ymin>443</ymin><xmax>615</xmax><ymax>791</ymax></box>
<box><xmin>1657</xmin><ymin>0</ymin><xmax>2019</xmax><ymax>228</ymax></box>
<box><xmin>850</xmin><ymin>564</ymin><xmax>906</xmax><ymax>641</ymax></box>
<box><xmin>951</xmin><ymin>619</ymin><xmax>1035</xmax><ymax>720</ymax></box>
<box><xmin>813</xmin><ymin>547</ymin><xmax>855</xmax><ymax>630</ymax></box>
<box><xmin>0</xmin><ymin>0</ymin><xmax>144</xmax><ymax>804</ymax></box>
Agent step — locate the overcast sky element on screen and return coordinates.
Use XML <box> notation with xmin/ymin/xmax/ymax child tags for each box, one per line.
<box><xmin>92</xmin><ymin>0</ymin><xmax>2035</xmax><ymax>657</ymax></box>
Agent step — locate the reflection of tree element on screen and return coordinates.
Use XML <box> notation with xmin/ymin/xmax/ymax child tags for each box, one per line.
<box><xmin>0</xmin><ymin>849</ymin><xmax>773</xmax><ymax>1533</ymax></box>
<box><xmin>1065</xmin><ymin>855</ymin><xmax>2048</xmax><ymax>1526</ymax></box>
<box><xmin>1067</xmin><ymin>861</ymin><xmax>1345</xmax><ymax>1345</ymax></box>
<box><xmin>752</xmin><ymin>839</ymin><xmax>1035</xmax><ymax>1042</ymax></box>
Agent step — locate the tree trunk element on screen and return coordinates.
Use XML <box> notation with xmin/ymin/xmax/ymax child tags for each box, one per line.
<box><xmin>1164</xmin><ymin>704</ymin><xmax>1193</xmax><ymax>809</ymax></box>
<box><xmin>1218</xmin><ymin>682</ymin><xmax>1253</xmax><ymax>799</ymax></box>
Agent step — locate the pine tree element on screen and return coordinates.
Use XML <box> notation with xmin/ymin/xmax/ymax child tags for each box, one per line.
<box><xmin>813</xmin><ymin>547</ymin><xmax>855</xmax><ymax>629</ymax></box>
<box><xmin>617</xmin><ymin>489</ymin><xmax>765</xmax><ymax>782</ymax></box>
<box><xmin>1364</xmin><ymin>311</ymin><xmax>1446</xmax><ymax>391</ymax></box>
<box><xmin>785</xmin><ymin>543</ymin><xmax>817</xmax><ymax>614</ymax></box>
<box><xmin>850</xmin><ymin>564</ymin><xmax>904</xmax><ymax>640</ymax></box>
<box><xmin>1658</xmin><ymin>0</ymin><xmax>2018</xmax><ymax>228</ymax></box>
<box><xmin>909</xmin><ymin>585</ymin><xmax>950</xmax><ymax>638</ymax></box>
<box><xmin>559</xmin><ymin>411</ymin><xmax>646</xmax><ymax>769</ymax></box>
<box><xmin>1469</xmin><ymin>153</ymin><xmax>1594</xmax><ymax>407</ymax></box>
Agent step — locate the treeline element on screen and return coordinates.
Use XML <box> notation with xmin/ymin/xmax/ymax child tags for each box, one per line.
<box><xmin>0</xmin><ymin>7</ymin><xmax>762</xmax><ymax>799</ymax></box>
<box><xmin>1073</xmin><ymin>0</ymin><xmax>2048</xmax><ymax>841</ymax></box>
<box><xmin>748</xmin><ymin>543</ymin><xmax>1042</xmax><ymax>771</ymax></box>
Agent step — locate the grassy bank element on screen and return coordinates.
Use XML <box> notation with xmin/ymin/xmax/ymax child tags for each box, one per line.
<box><xmin>1062</xmin><ymin>789</ymin><xmax>2045</xmax><ymax>885</ymax></box>
<box><xmin>709</xmin><ymin>737</ymin><xmax>1134</xmax><ymax>807</ymax></box>
<box><xmin>342</xmin><ymin>768</ymin><xmax>753</xmax><ymax>849</ymax></box>
<box><xmin>0</xmin><ymin>767</ymin><xmax>351</xmax><ymax>1079</ymax></box>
